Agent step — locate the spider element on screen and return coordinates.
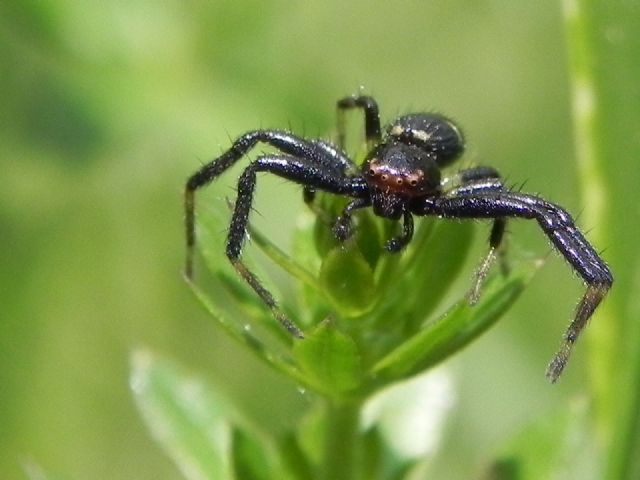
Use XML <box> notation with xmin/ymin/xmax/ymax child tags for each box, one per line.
<box><xmin>184</xmin><ymin>95</ymin><xmax>612</xmax><ymax>382</ymax></box>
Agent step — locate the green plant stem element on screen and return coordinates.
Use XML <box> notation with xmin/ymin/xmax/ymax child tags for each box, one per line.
<box><xmin>564</xmin><ymin>1</ymin><xmax>640</xmax><ymax>478</ymax></box>
<box><xmin>321</xmin><ymin>399</ymin><xmax>362</xmax><ymax>480</ymax></box>
<box><xmin>562</xmin><ymin>0</ymin><xmax>616</xmax><ymax>442</ymax></box>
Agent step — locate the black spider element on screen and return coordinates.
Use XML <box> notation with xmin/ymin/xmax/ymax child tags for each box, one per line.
<box><xmin>184</xmin><ymin>95</ymin><xmax>612</xmax><ymax>382</ymax></box>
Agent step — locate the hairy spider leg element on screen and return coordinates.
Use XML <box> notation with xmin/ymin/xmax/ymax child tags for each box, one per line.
<box><xmin>415</xmin><ymin>192</ymin><xmax>613</xmax><ymax>382</ymax></box>
<box><xmin>336</xmin><ymin>95</ymin><xmax>382</xmax><ymax>151</ymax></box>
<box><xmin>185</xmin><ymin>129</ymin><xmax>354</xmax><ymax>278</ymax></box>
<box><xmin>305</xmin><ymin>95</ymin><xmax>378</xmax><ymax>214</ymax></box>
<box><xmin>228</xmin><ymin>154</ymin><xmax>368</xmax><ymax>338</ymax></box>
<box><xmin>444</xmin><ymin>166</ymin><xmax>508</xmax><ymax>303</ymax></box>
<box><xmin>301</xmin><ymin>138</ymin><xmax>358</xmax><ymax>218</ymax></box>
<box><xmin>300</xmin><ymin>95</ymin><xmax>381</xmax><ymax>235</ymax></box>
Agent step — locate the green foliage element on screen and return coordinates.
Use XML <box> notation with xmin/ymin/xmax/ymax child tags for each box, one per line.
<box><xmin>293</xmin><ymin>320</ymin><xmax>364</xmax><ymax>397</ymax></box>
<box><xmin>142</xmin><ymin>186</ymin><xmax>537</xmax><ymax>479</ymax></box>
<box><xmin>131</xmin><ymin>351</ymin><xmax>294</xmax><ymax>480</ymax></box>
<box><xmin>372</xmin><ymin>262</ymin><xmax>538</xmax><ymax>381</ymax></box>
<box><xmin>318</xmin><ymin>246</ymin><xmax>377</xmax><ymax>317</ymax></box>
<box><xmin>131</xmin><ymin>350</ymin><xmax>237</xmax><ymax>480</ymax></box>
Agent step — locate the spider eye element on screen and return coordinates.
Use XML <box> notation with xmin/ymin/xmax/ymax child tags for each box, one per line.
<box><xmin>368</xmin><ymin>168</ymin><xmax>376</xmax><ymax>176</ymax></box>
<box><xmin>410</xmin><ymin>179</ymin><xmax>418</xmax><ymax>186</ymax></box>
<box><xmin>396</xmin><ymin>178</ymin><xmax>403</xmax><ymax>185</ymax></box>
<box><xmin>381</xmin><ymin>174</ymin><xmax>388</xmax><ymax>181</ymax></box>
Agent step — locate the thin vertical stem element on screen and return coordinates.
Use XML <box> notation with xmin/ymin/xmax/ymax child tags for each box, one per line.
<box><xmin>564</xmin><ymin>1</ymin><xmax>640</xmax><ymax>478</ymax></box>
<box><xmin>562</xmin><ymin>0</ymin><xmax>616</xmax><ymax>442</ymax></box>
<box><xmin>321</xmin><ymin>399</ymin><xmax>362</xmax><ymax>480</ymax></box>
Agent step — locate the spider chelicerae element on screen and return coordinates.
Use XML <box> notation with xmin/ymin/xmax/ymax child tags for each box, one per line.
<box><xmin>184</xmin><ymin>95</ymin><xmax>612</xmax><ymax>382</ymax></box>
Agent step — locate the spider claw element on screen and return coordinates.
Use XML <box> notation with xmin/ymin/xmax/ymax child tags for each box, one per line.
<box><xmin>466</xmin><ymin>286</ymin><xmax>481</xmax><ymax>306</ymax></box>
<box><xmin>546</xmin><ymin>282</ymin><xmax>611</xmax><ymax>381</ymax></box>
<box><xmin>384</xmin><ymin>238</ymin><xmax>402</xmax><ymax>252</ymax></box>
<box><xmin>275</xmin><ymin>311</ymin><xmax>305</xmax><ymax>339</ymax></box>
<box><xmin>333</xmin><ymin>217</ymin><xmax>353</xmax><ymax>242</ymax></box>
<box><xmin>546</xmin><ymin>344</ymin><xmax>571</xmax><ymax>383</ymax></box>
<box><xmin>467</xmin><ymin>247</ymin><xmax>497</xmax><ymax>305</ymax></box>
<box><xmin>184</xmin><ymin>264</ymin><xmax>194</xmax><ymax>282</ymax></box>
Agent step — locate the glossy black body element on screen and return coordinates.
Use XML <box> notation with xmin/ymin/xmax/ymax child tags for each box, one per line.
<box><xmin>184</xmin><ymin>95</ymin><xmax>612</xmax><ymax>381</ymax></box>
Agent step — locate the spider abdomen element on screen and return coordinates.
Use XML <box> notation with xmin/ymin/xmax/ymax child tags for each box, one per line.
<box><xmin>387</xmin><ymin>113</ymin><xmax>464</xmax><ymax>167</ymax></box>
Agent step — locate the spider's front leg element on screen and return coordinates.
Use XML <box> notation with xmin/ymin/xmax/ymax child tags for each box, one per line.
<box><xmin>332</xmin><ymin>197</ymin><xmax>371</xmax><ymax>242</ymax></box>
<box><xmin>185</xmin><ymin>129</ymin><xmax>354</xmax><ymax>278</ymax></box>
<box><xmin>227</xmin><ymin>154</ymin><xmax>368</xmax><ymax>338</ymax></box>
<box><xmin>416</xmin><ymin>192</ymin><xmax>613</xmax><ymax>381</ymax></box>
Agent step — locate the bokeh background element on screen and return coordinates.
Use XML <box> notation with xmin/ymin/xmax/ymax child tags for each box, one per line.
<box><xmin>1</xmin><ymin>1</ymin><xmax>637</xmax><ymax>479</ymax></box>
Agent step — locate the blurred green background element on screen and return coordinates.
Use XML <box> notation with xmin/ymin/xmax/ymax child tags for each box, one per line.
<box><xmin>1</xmin><ymin>1</ymin><xmax>637</xmax><ymax>479</ymax></box>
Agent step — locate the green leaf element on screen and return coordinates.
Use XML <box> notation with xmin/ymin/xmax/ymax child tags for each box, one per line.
<box><xmin>373</xmin><ymin>218</ymin><xmax>435</xmax><ymax>289</ymax></box>
<box><xmin>311</xmin><ymin>195</ymin><xmax>348</xmax><ymax>258</ymax></box>
<box><xmin>130</xmin><ymin>350</ymin><xmax>235</xmax><ymax>480</ymax></box>
<box><xmin>291</xmin><ymin>210</ymin><xmax>334</xmax><ymax>325</ymax></box>
<box><xmin>131</xmin><ymin>351</ymin><xmax>295</xmax><ymax>480</ymax></box>
<box><xmin>373</xmin><ymin>260</ymin><xmax>540</xmax><ymax>380</ymax></box>
<box><xmin>319</xmin><ymin>245</ymin><xmax>376</xmax><ymax>317</ymax></box>
<box><xmin>248</xmin><ymin>220</ymin><xmax>322</xmax><ymax>294</ymax></box>
<box><xmin>292</xmin><ymin>210</ymin><xmax>323</xmax><ymax>270</ymax></box>
<box><xmin>398</xmin><ymin>220</ymin><xmax>476</xmax><ymax>330</ymax></box>
<box><xmin>368</xmin><ymin>221</ymin><xmax>476</xmax><ymax>337</ymax></box>
<box><xmin>293</xmin><ymin>320</ymin><xmax>364</xmax><ymax>396</ymax></box>
<box><xmin>215</xmin><ymin>270</ymin><xmax>272</xmax><ymax>319</ymax></box>
<box><xmin>193</xmin><ymin>197</ymin><xmax>233</xmax><ymax>278</ymax></box>
<box><xmin>188</xmin><ymin>281</ymin><xmax>307</xmax><ymax>384</ymax></box>
<box><xmin>196</xmin><ymin>200</ymin><xmax>288</xmax><ymax>332</ymax></box>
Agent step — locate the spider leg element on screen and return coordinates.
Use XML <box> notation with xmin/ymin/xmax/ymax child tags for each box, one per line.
<box><xmin>465</xmin><ymin>217</ymin><xmax>508</xmax><ymax>304</ymax></box>
<box><xmin>185</xmin><ymin>129</ymin><xmax>353</xmax><ymax>278</ymax></box>
<box><xmin>444</xmin><ymin>166</ymin><xmax>507</xmax><ymax>303</ymax></box>
<box><xmin>227</xmin><ymin>154</ymin><xmax>368</xmax><ymax>337</ymax></box>
<box><xmin>303</xmin><ymin>142</ymin><xmax>361</xmax><ymax>223</ymax></box>
<box><xmin>303</xmin><ymin>186</ymin><xmax>316</xmax><ymax>205</ymax></box>
<box><xmin>415</xmin><ymin>192</ymin><xmax>613</xmax><ymax>381</ymax></box>
<box><xmin>333</xmin><ymin>197</ymin><xmax>372</xmax><ymax>242</ymax></box>
<box><xmin>441</xmin><ymin>166</ymin><xmax>503</xmax><ymax>194</ymax></box>
<box><xmin>385</xmin><ymin>210</ymin><xmax>415</xmax><ymax>252</ymax></box>
<box><xmin>332</xmin><ymin>198</ymin><xmax>414</xmax><ymax>253</ymax></box>
<box><xmin>336</xmin><ymin>95</ymin><xmax>382</xmax><ymax>150</ymax></box>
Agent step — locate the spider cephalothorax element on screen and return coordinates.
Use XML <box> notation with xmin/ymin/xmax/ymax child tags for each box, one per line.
<box><xmin>184</xmin><ymin>95</ymin><xmax>612</xmax><ymax>382</ymax></box>
<box><xmin>365</xmin><ymin>142</ymin><xmax>441</xmax><ymax>195</ymax></box>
